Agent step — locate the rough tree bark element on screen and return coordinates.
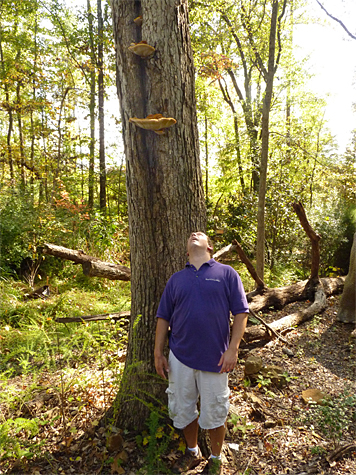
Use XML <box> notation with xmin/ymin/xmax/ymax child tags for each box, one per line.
<box><xmin>110</xmin><ymin>0</ymin><xmax>206</xmax><ymax>429</ymax></box>
<box><xmin>337</xmin><ymin>232</ymin><xmax>356</xmax><ymax>323</ymax></box>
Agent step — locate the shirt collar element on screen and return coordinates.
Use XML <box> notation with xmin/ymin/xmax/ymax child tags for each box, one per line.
<box><xmin>185</xmin><ymin>258</ymin><xmax>215</xmax><ymax>268</ymax></box>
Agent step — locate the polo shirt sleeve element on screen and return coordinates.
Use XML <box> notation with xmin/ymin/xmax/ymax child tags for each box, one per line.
<box><xmin>156</xmin><ymin>277</ymin><xmax>174</xmax><ymax>322</ymax></box>
<box><xmin>228</xmin><ymin>269</ymin><xmax>249</xmax><ymax>315</ymax></box>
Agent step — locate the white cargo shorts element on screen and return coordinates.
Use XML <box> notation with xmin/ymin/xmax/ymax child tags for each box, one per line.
<box><xmin>166</xmin><ymin>351</ymin><xmax>230</xmax><ymax>430</ymax></box>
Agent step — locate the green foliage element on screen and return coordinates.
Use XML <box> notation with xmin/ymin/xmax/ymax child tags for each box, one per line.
<box><xmin>0</xmin><ymin>188</ymin><xmax>39</xmax><ymax>271</ymax></box>
<box><xmin>136</xmin><ymin>410</ymin><xmax>177</xmax><ymax>474</ymax></box>
<box><xmin>0</xmin><ymin>417</ymin><xmax>43</xmax><ymax>460</ymax></box>
<box><xmin>228</xmin><ymin>413</ymin><xmax>254</xmax><ymax>439</ymax></box>
<box><xmin>310</xmin><ymin>200</ymin><xmax>356</xmax><ymax>276</ymax></box>
<box><xmin>303</xmin><ymin>389</ymin><xmax>356</xmax><ymax>447</ymax></box>
<box><xmin>0</xmin><ymin>277</ymin><xmax>130</xmax><ymax>376</ymax></box>
<box><xmin>310</xmin><ymin>445</ymin><xmax>327</xmax><ymax>456</ymax></box>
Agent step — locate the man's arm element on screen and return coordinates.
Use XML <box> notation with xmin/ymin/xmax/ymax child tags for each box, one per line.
<box><xmin>218</xmin><ymin>312</ymin><xmax>248</xmax><ymax>373</ymax></box>
<box><xmin>154</xmin><ymin>317</ymin><xmax>170</xmax><ymax>379</ymax></box>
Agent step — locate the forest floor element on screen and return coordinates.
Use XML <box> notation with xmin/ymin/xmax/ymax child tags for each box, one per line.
<box><xmin>1</xmin><ymin>294</ymin><xmax>356</xmax><ymax>475</ymax></box>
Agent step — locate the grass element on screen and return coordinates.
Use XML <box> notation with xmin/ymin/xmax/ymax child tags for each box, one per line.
<box><xmin>0</xmin><ymin>271</ymin><xmax>131</xmax><ymax>465</ymax></box>
<box><xmin>0</xmin><ymin>274</ymin><xmax>130</xmax><ymax>372</ymax></box>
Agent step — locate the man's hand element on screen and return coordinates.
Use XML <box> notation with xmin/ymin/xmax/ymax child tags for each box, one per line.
<box><xmin>154</xmin><ymin>317</ymin><xmax>170</xmax><ymax>378</ymax></box>
<box><xmin>218</xmin><ymin>312</ymin><xmax>248</xmax><ymax>373</ymax></box>
<box><xmin>155</xmin><ymin>354</ymin><xmax>169</xmax><ymax>379</ymax></box>
<box><xmin>218</xmin><ymin>347</ymin><xmax>238</xmax><ymax>373</ymax></box>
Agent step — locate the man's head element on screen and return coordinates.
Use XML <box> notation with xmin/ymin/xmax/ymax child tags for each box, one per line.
<box><xmin>187</xmin><ymin>231</ymin><xmax>214</xmax><ymax>257</ymax></box>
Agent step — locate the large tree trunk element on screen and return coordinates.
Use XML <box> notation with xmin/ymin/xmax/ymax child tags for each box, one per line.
<box><xmin>110</xmin><ymin>0</ymin><xmax>206</xmax><ymax>429</ymax></box>
<box><xmin>337</xmin><ymin>232</ymin><xmax>356</xmax><ymax>323</ymax></box>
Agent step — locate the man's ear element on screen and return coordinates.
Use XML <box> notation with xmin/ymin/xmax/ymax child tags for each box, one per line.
<box><xmin>207</xmin><ymin>246</ymin><xmax>213</xmax><ymax>252</ymax></box>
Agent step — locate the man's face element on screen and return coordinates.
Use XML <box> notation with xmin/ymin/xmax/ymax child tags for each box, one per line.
<box><xmin>187</xmin><ymin>231</ymin><xmax>212</xmax><ymax>254</ymax></box>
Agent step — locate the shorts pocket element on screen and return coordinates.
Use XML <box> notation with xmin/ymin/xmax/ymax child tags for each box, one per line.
<box><xmin>216</xmin><ymin>388</ymin><xmax>230</xmax><ymax>419</ymax></box>
<box><xmin>165</xmin><ymin>387</ymin><xmax>177</xmax><ymax>420</ymax></box>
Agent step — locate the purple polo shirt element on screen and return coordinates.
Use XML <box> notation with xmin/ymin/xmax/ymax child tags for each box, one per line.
<box><xmin>156</xmin><ymin>259</ymin><xmax>249</xmax><ymax>373</ymax></box>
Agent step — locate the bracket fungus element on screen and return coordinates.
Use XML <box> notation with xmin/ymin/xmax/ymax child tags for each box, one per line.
<box><xmin>133</xmin><ymin>16</ymin><xmax>143</xmax><ymax>27</ymax></box>
<box><xmin>128</xmin><ymin>41</ymin><xmax>155</xmax><ymax>58</ymax></box>
<box><xmin>129</xmin><ymin>114</ymin><xmax>177</xmax><ymax>135</ymax></box>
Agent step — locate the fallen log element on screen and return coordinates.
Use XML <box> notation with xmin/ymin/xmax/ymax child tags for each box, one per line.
<box><xmin>55</xmin><ymin>310</ymin><xmax>130</xmax><ymax>324</ymax></box>
<box><xmin>247</xmin><ymin>276</ymin><xmax>345</xmax><ymax>312</ymax></box>
<box><xmin>244</xmin><ymin>283</ymin><xmax>328</xmax><ymax>342</ymax></box>
<box><xmin>42</xmin><ymin>243</ymin><xmax>131</xmax><ymax>281</ymax></box>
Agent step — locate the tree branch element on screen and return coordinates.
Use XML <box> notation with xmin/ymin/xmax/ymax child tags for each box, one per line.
<box><xmin>315</xmin><ymin>0</ymin><xmax>356</xmax><ymax>40</ymax></box>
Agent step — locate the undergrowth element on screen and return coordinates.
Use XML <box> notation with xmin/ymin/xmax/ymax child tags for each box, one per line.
<box><xmin>0</xmin><ymin>273</ymin><xmax>131</xmax><ymax>465</ymax></box>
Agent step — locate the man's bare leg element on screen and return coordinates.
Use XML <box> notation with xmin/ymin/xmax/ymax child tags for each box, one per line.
<box><xmin>208</xmin><ymin>423</ymin><xmax>226</xmax><ymax>456</ymax></box>
<box><xmin>183</xmin><ymin>418</ymin><xmax>199</xmax><ymax>449</ymax></box>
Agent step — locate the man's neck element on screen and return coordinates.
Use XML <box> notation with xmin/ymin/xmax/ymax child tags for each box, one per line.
<box><xmin>189</xmin><ymin>252</ymin><xmax>211</xmax><ymax>271</ymax></box>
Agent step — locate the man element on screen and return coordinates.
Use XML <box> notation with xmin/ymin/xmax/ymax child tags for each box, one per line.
<box><xmin>154</xmin><ymin>231</ymin><xmax>249</xmax><ymax>474</ymax></box>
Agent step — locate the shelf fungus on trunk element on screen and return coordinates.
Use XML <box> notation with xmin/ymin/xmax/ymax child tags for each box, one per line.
<box><xmin>133</xmin><ymin>16</ymin><xmax>143</xmax><ymax>27</ymax></box>
<box><xmin>128</xmin><ymin>41</ymin><xmax>154</xmax><ymax>58</ymax></box>
<box><xmin>129</xmin><ymin>114</ymin><xmax>177</xmax><ymax>135</ymax></box>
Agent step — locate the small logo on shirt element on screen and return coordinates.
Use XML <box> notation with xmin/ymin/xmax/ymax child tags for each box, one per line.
<box><xmin>205</xmin><ymin>278</ymin><xmax>221</xmax><ymax>282</ymax></box>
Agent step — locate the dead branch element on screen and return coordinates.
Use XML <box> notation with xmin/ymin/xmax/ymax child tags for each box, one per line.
<box><xmin>327</xmin><ymin>443</ymin><xmax>356</xmax><ymax>464</ymax></box>
<box><xmin>213</xmin><ymin>239</ymin><xmax>266</xmax><ymax>290</ymax></box>
<box><xmin>232</xmin><ymin>240</ymin><xmax>266</xmax><ymax>290</ymax></box>
<box><xmin>248</xmin><ymin>308</ymin><xmax>291</xmax><ymax>345</ymax></box>
<box><xmin>292</xmin><ymin>201</ymin><xmax>321</xmax><ymax>280</ymax></box>
<box><xmin>315</xmin><ymin>0</ymin><xmax>356</xmax><ymax>40</ymax></box>
<box><xmin>42</xmin><ymin>243</ymin><xmax>131</xmax><ymax>281</ymax></box>
<box><xmin>55</xmin><ymin>311</ymin><xmax>130</xmax><ymax>324</ymax></box>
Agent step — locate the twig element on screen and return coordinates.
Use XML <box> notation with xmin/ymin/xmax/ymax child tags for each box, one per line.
<box><xmin>55</xmin><ymin>311</ymin><xmax>130</xmax><ymax>323</ymax></box>
<box><xmin>315</xmin><ymin>0</ymin><xmax>356</xmax><ymax>40</ymax></box>
<box><xmin>326</xmin><ymin>443</ymin><xmax>356</xmax><ymax>464</ymax></box>
<box><xmin>241</xmin><ymin>456</ymin><xmax>253</xmax><ymax>475</ymax></box>
<box><xmin>249</xmin><ymin>308</ymin><xmax>293</xmax><ymax>346</ymax></box>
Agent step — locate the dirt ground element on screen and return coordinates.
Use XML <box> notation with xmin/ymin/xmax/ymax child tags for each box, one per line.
<box><xmin>1</xmin><ymin>295</ymin><xmax>355</xmax><ymax>475</ymax></box>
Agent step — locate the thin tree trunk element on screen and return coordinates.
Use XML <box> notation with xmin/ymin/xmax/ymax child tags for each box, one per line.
<box><xmin>255</xmin><ymin>0</ymin><xmax>280</xmax><ymax>281</ymax></box>
<box><xmin>6</xmin><ymin>107</ymin><xmax>14</xmax><ymax>181</ymax></box>
<box><xmin>41</xmin><ymin>107</ymin><xmax>49</xmax><ymax>202</ymax></box>
<box><xmin>16</xmin><ymin>82</ymin><xmax>26</xmax><ymax>189</ymax></box>
<box><xmin>50</xmin><ymin>87</ymin><xmax>71</xmax><ymax>205</ymax></box>
<box><xmin>98</xmin><ymin>0</ymin><xmax>106</xmax><ymax>212</ymax></box>
<box><xmin>87</xmin><ymin>0</ymin><xmax>96</xmax><ymax>210</ymax></box>
<box><xmin>217</xmin><ymin>77</ymin><xmax>245</xmax><ymax>192</ymax></box>
<box><xmin>30</xmin><ymin>15</ymin><xmax>38</xmax><ymax>199</ymax></box>
<box><xmin>0</xmin><ymin>27</ymin><xmax>14</xmax><ymax>181</ymax></box>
